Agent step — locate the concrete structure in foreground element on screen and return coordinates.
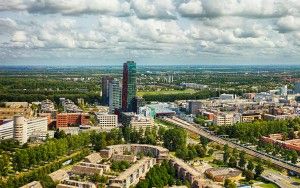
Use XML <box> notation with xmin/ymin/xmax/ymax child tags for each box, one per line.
<box><xmin>100</xmin><ymin>144</ymin><xmax>169</xmax><ymax>161</ymax></box>
<box><xmin>71</xmin><ymin>163</ymin><xmax>104</xmax><ymax>176</ymax></box>
<box><xmin>109</xmin><ymin>157</ymin><xmax>156</xmax><ymax>188</ymax></box>
<box><xmin>57</xmin><ymin>179</ymin><xmax>96</xmax><ymax>188</ymax></box>
<box><xmin>170</xmin><ymin>157</ymin><xmax>202</xmax><ymax>187</ymax></box>
<box><xmin>83</xmin><ymin>152</ymin><xmax>102</xmax><ymax>164</ymax></box>
<box><xmin>49</xmin><ymin>169</ymin><xmax>69</xmax><ymax>183</ymax></box>
<box><xmin>20</xmin><ymin>181</ymin><xmax>43</xmax><ymax>188</ymax></box>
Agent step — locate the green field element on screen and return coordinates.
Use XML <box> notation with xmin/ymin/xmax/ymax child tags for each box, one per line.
<box><xmin>137</xmin><ymin>89</ymin><xmax>197</xmax><ymax>97</ymax></box>
<box><xmin>258</xmin><ymin>183</ymin><xmax>279</xmax><ymax>188</ymax></box>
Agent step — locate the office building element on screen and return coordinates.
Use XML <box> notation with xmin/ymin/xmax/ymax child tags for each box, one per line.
<box><xmin>213</xmin><ymin>113</ymin><xmax>234</xmax><ymax>126</ymax></box>
<box><xmin>188</xmin><ymin>101</ymin><xmax>202</xmax><ymax>114</ymax></box>
<box><xmin>122</xmin><ymin>61</ymin><xmax>137</xmax><ymax>112</ymax></box>
<box><xmin>102</xmin><ymin>76</ymin><xmax>114</xmax><ymax>105</ymax></box>
<box><xmin>56</xmin><ymin>113</ymin><xmax>90</xmax><ymax>128</ymax></box>
<box><xmin>295</xmin><ymin>81</ymin><xmax>300</xmax><ymax>94</ymax></box>
<box><xmin>109</xmin><ymin>80</ymin><xmax>122</xmax><ymax>113</ymax></box>
<box><xmin>280</xmin><ymin>85</ymin><xmax>288</xmax><ymax>96</ymax></box>
<box><xmin>95</xmin><ymin>113</ymin><xmax>118</xmax><ymax>128</ymax></box>
<box><xmin>132</xmin><ymin>96</ymin><xmax>145</xmax><ymax>113</ymax></box>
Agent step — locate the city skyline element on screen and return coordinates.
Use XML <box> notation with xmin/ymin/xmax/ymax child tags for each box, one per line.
<box><xmin>1</xmin><ymin>0</ymin><xmax>300</xmax><ymax>65</ymax></box>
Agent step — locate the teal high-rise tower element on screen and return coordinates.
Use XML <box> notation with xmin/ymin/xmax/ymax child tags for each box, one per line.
<box><xmin>122</xmin><ymin>61</ymin><xmax>136</xmax><ymax>112</ymax></box>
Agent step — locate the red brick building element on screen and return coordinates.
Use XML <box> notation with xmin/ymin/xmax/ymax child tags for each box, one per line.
<box><xmin>56</xmin><ymin>113</ymin><xmax>90</xmax><ymax>128</ymax></box>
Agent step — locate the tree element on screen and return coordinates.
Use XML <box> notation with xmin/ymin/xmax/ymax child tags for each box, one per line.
<box><xmin>0</xmin><ymin>154</ymin><xmax>10</xmax><ymax>176</ymax></box>
<box><xmin>238</xmin><ymin>151</ymin><xmax>247</xmax><ymax>169</ymax></box>
<box><xmin>244</xmin><ymin>170</ymin><xmax>254</xmax><ymax>181</ymax></box>
<box><xmin>207</xmin><ymin>149</ymin><xmax>214</xmax><ymax>156</ymax></box>
<box><xmin>288</xmin><ymin>129</ymin><xmax>296</xmax><ymax>139</ymax></box>
<box><xmin>228</xmin><ymin>157</ymin><xmax>237</xmax><ymax>168</ymax></box>
<box><xmin>254</xmin><ymin>163</ymin><xmax>264</xmax><ymax>177</ymax></box>
<box><xmin>291</xmin><ymin>150</ymin><xmax>298</xmax><ymax>164</ymax></box>
<box><xmin>247</xmin><ymin>160</ymin><xmax>254</xmax><ymax>171</ymax></box>
<box><xmin>158</xmin><ymin>126</ymin><xmax>166</xmax><ymax>140</ymax></box>
<box><xmin>223</xmin><ymin>145</ymin><xmax>230</xmax><ymax>164</ymax></box>
<box><xmin>163</xmin><ymin>128</ymin><xmax>187</xmax><ymax>151</ymax></box>
<box><xmin>200</xmin><ymin>136</ymin><xmax>210</xmax><ymax>146</ymax></box>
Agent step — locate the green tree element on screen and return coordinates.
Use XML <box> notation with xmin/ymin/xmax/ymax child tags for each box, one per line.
<box><xmin>254</xmin><ymin>163</ymin><xmax>264</xmax><ymax>177</ymax></box>
<box><xmin>247</xmin><ymin>160</ymin><xmax>254</xmax><ymax>171</ymax></box>
<box><xmin>228</xmin><ymin>157</ymin><xmax>237</xmax><ymax>168</ymax></box>
<box><xmin>291</xmin><ymin>150</ymin><xmax>298</xmax><ymax>164</ymax></box>
<box><xmin>0</xmin><ymin>154</ymin><xmax>10</xmax><ymax>176</ymax></box>
<box><xmin>163</xmin><ymin>128</ymin><xmax>187</xmax><ymax>151</ymax></box>
<box><xmin>244</xmin><ymin>170</ymin><xmax>254</xmax><ymax>181</ymax></box>
<box><xmin>238</xmin><ymin>151</ymin><xmax>247</xmax><ymax>169</ymax></box>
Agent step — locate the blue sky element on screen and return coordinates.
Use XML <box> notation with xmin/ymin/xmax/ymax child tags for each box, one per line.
<box><xmin>0</xmin><ymin>0</ymin><xmax>300</xmax><ymax>65</ymax></box>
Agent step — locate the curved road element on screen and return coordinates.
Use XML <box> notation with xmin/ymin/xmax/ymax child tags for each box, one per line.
<box><xmin>163</xmin><ymin>117</ymin><xmax>300</xmax><ymax>174</ymax></box>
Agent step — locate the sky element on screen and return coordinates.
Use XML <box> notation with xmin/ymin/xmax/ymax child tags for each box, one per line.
<box><xmin>0</xmin><ymin>0</ymin><xmax>300</xmax><ymax>66</ymax></box>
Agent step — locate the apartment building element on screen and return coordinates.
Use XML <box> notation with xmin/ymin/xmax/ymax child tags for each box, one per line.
<box><xmin>109</xmin><ymin>157</ymin><xmax>156</xmax><ymax>188</ymax></box>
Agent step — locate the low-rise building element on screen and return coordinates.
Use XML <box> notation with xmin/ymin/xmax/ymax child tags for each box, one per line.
<box><xmin>20</xmin><ymin>181</ymin><xmax>43</xmax><ymax>188</ymax></box>
<box><xmin>71</xmin><ymin>164</ymin><xmax>104</xmax><ymax>176</ymax></box>
<box><xmin>49</xmin><ymin>169</ymin><xmax>69</xmax><ymax>183</ymax></box>
<box><xmin>170</xmin><ymin>158</ymin><xmax>201</xmax><ymax>184</ymax></box>
<box><xmin>57</xmin><ymin>179</ymin><xmax>96</xmax><ymax>188</ymax></box>
<box><xmin>0</xmin><ymin>104</ymin><xmax>32</xmax><ymax>120</ymax></box>
<box><xmin>100</xmin><ymin>144</ymin><xmax>169</xmax><ymax>161</ymax></box>
<box><xmin>83</xmin><ymin>153</ymin><xmax>102</xmax><ymax>164</ymax></box>
<box><xmin>111</xmin><ymin>154</ymin><xmax>137</xmax><ymax>163</ymax></box>
<box><xmin>109</xmin><ymin>157</ymin><xmax>156</xmax><ymax>188</ymax></box>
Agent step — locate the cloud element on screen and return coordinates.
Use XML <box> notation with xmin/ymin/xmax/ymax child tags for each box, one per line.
<box><xmin>0</xmin><ymin>0</ymin><xmax>131</xmax><ymax>16</ymax></box>
<box><xmin>130</xmin><ymin>0</ymin><xmax>177</xmax><ymax>19</ymax></box>
<box><xmin>276</xmin><ymin>16</ymin><xmax>300</xmax><ymax>33</ymax></box>
<box><xmin>11</xmin><ymin>31</ymin><xmax>27</xmax><ymax>42</ymax></box>
<box><xmin>1</xmin><ymin>0</ymin><xmax>300</xmax><ymax>63</ymax></box>
<box><xmin>0</xmin><ymin>17</ymin><xmax>17</xmax><ymax>34</ymax></box>
<box><xmin>178</xmin><ymin>0</ymin><xmax>289</xmax><ymax>18</ymax></box>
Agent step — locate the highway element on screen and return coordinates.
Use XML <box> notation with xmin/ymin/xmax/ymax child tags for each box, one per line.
<box><xmin>262</xmin><ymin>170</ymin><xmax>299</xmax><ymax>188</ymax></box>
<box><xmin>163</xmin><ymin>117</ymin><xmax>300</xmax><ymax>174</ymax></box>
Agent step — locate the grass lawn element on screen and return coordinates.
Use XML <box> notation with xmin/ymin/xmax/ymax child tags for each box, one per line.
<box><xmin>291</xmin><ymin>177</ymin><xmax>300</xmax><ymax>183</ymax></box>
<box><xmin>137</xmin><ymin>89</ymin><xmax>196</xmax><ymax>96</ymax></box>
<box><xmin>257</xmin><ymin>183</ymin><xmax>279</xmax><ymax>188</ymax></box>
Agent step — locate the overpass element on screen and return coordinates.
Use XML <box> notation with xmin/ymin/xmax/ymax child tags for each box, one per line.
<box><xmin>162</xmin><ymin>117</ymin><xmax>300</xmax><ymax>174</ymax></box>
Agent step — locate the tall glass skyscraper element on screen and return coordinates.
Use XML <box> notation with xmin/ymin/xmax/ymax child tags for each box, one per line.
<box><xmin>101</xmin><ymin>76</ymin><xmax>113</xmax><ymax>105</ymax></box>
<box><xmin>122</xmin><ymin>61</ymin><xmax>137</xmax><ymax>112</ymax></box>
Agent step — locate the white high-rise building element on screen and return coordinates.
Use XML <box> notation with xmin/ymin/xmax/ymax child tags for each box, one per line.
<box><xmin>109</xmin><ymin>80</ymin><xmax>122</xmax><ymax>113</ymax></box>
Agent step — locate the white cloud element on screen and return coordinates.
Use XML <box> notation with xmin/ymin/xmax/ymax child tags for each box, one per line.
<box><xmin>130</xmin><ymin>0</ymin><xmax>176</xmax><ymax>19</ymax></box>
<box><xmin>276</xmin><ymin>16</ymin><xmax>300</xmax><ymax>33</ymax></box>
<box><xmin>11</xmin><ymin>31</ymin><xmax>27</xmax><ymax>42</ymax></box>
<box><xmin>178</xmin><ymin>0</ymin><xmax>289</xmax><ymax>18</ymax></box>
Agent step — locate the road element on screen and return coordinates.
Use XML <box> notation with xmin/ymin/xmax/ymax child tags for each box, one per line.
<box><xmin>262</xmin><ymin>170</ymin><xmax>299</xmax><ymax>188</ymax></box>
<box><xmin>162</xmin><ymin>117</ymin><xmax>300</xmax><ymax>174</ymax></box>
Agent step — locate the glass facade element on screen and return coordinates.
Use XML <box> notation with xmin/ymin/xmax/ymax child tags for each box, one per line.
<box><xmin>122</xmin><ymin>61</ymin><xmax>137</xmax><ymax>112</ymax></box>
